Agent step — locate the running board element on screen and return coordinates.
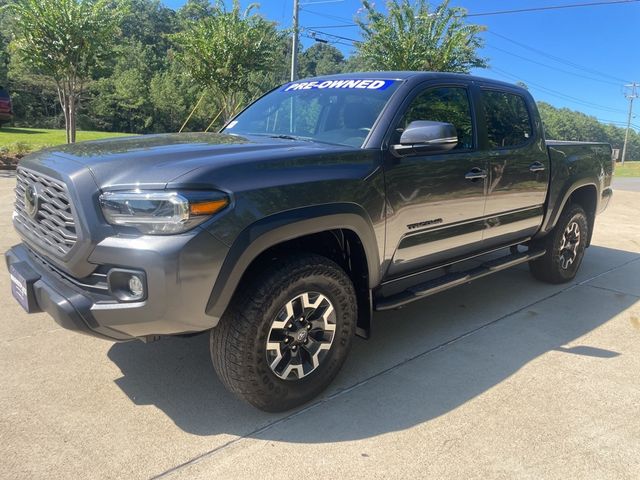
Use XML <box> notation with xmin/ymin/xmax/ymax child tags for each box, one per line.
<box><xmin>375</xmin><ymin>249</ymin><xmax>546</xmax><ymax>311</ymax></box>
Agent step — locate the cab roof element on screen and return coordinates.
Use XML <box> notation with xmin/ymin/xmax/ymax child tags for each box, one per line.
<box><xmin>297</xmin><ymin>71</ymin><xmax>520</xmax><ymax>91</ymax></box>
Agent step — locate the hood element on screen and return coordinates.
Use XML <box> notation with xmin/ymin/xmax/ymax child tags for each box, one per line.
<box><xmin>20</xmin><ymin>132</ymin><xmax>341</xmax><ymax>190</ymax></box>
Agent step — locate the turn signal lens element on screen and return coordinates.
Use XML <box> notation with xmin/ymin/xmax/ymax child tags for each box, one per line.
<box><xmin>189</xmin><ymin>198</ymin><xmax>229</xmax><ymax>216</ymax></box>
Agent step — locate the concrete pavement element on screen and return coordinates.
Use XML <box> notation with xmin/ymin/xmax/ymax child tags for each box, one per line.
<box><xmin>613</xmin><ymin>177</ymin><xmax>640</xmax><ymax>192</ymax></box>
<box><xmin>1</xmin><ymin>172</ymin><xmax>639</xmax><ymax>479</ymax></box>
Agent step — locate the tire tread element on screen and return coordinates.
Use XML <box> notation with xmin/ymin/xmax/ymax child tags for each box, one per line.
<box><xmin>210</xmin><ymin>253</ymin><xmax>356</xmax><ymax>411</ymax></box>
<box><xmin>529</xmin><ymin>204</ymin><xmax>588</xmax><ymax>284</ymax></box>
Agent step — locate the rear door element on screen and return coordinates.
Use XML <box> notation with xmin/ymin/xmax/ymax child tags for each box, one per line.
<box><xmin>478</xmin><ymin>87</ymin><xmax>549</xmax><ymax>246</ymax></box>
<box><xmin>383</xmin><ymin>83</ymin><xmax>488</xmax><ymax>277</ymax></box>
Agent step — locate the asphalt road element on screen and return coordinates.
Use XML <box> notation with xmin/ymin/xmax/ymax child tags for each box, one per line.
<box><xmin>1</xmin><ymin>173</ymin><xmax>639</xmax><ymax>479</ymax></box>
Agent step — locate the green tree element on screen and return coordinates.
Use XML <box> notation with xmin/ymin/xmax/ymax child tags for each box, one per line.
<box><xmin>119</xmin><ymin>0</ymin><xmax>177</xmax><ymax>68</ymax></box>
<box><xmin>177</xmin><ymin>0</ymin><xmax>214</xmax><ymax>23</ymax></box>
<box><xmin>148</xmin><ymin>59</ymin><xmax>212</xmax><ymax>133</ymax></box>
<box><xmin>149</xmin><ymin>68</ymin><xmax>189</xmax><ymax>132</ymax></box>
<box><xmin>92</xmin><ymin>40</ymin><xmax>156</xmax><ymax>133</ymax></box>
<box><xmin>88</xmin><ymin>0</ymin><xmax>180</xmax><ymax>133</ymax></box>
<box><xmin>342</xmin><ymin>53</ymin><xmax>369</xmax><ymax>73</ymax></box>
<box><xmin>6</xmin><ymin>0</ymin><xmax>123</xmax><ymax>142</ymax></box>
<box><xmin>0</xmin><ymin>0</ymin><xmax>11</xmax><ymax>89</ymax></box>
<box><xmin>356</xmin><ymin>0</ymin><xmax>487</xmax><ymax>72</ymax></box>
<box><xmin>171</xmin><ymin>0</ymin><xmax>286</xmax><ymax>122</ymax></box>
<box><xmin>538</xmin><ymin>101</ymin><xmax>640</xmax><ymax>160</ymax></box>
<box><xmin>299</xmin><ymin>43</ymin><xmax>346</xmax><ymax>78</ymax></box>
<box><xmin>5</xmin><ymin>64</ymin><xmax>61</xmax><ymax>128</ymax></box>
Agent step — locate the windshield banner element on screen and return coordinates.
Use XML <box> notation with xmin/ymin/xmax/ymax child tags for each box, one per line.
<box><xmin>283</xmin><ymin>79</ymin><xmax>395</xmax><ymax>92</ymax></box>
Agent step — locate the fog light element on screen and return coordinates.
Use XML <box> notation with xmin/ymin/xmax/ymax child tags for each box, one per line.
<box><xmin>128</xmin><ymin>275</ymin><xmax>144</xmax><ymax>297</ymax></box>
<box><xmin>107</xmin><ymin>268</ymin><xmax>147</xmax><ymax>302</ymax></box>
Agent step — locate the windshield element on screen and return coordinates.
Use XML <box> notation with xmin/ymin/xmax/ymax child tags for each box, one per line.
<box><xmin>222</xmin><ymin>78</ymin><xmax>401</xmax><ymax>147</ymax></box>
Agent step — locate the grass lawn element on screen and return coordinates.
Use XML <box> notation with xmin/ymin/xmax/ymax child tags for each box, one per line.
<box><xmin>0</xmin><ymin>127</ymin><xmax>134</xmax><ymax>156</ymax></box>
<box><xmin>615</xmin><ymin>161</ymin><xmax>640</xmax><ymax>177</ymax></box>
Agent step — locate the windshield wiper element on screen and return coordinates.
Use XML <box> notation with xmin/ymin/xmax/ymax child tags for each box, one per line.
<box><xmin>234</xmin><ymin>132</ymin><xmax>315</xmax><ymax>142</ymax></box>
<box><xmin>268</xmin><ymin>134</ymin><xmax>313</xmax><ymax>142</ymax></box>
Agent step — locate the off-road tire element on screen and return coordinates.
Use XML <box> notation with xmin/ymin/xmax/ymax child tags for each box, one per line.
<box><xmin>529</xmin><ymin>204</ymin><xmax>589</xmax><ymax>284</ymax></box>
<box><xmin>210</xmin><ymin>253</ymin><xmax>357</xmax><ymax>412</ymax></box>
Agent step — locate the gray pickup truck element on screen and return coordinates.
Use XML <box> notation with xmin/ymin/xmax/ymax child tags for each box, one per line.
<box><xmin>6</xmin><ymin>72</ymin><xmax>613</xmax><ymax>411</ymax></box>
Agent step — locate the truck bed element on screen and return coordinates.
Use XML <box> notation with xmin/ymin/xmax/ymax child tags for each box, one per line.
<box><xmin>542</xmin><ymin>139</ymin><xmax>614</xmax><ymax>237</ymax></box>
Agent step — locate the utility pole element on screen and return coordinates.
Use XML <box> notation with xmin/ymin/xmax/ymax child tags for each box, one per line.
<box><xmin>622</xmin><ymin>82</ymin><xmax>639</xmax><ymax>165</ymax></box>
<box><xmin>290</xmin><ymin>0</ymin><xmax>300</xmax><ymax>81</ymax></box>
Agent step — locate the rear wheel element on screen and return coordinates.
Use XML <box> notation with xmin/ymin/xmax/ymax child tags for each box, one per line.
<box><xmin>529</xmin><ymin>204</ymin><xmax>589</xmax><ymax>284</ymax></box>
<box><xmin>210</xmin><ymin>253</ymin><xmax>357</xmax><ymax>412</ymax></box>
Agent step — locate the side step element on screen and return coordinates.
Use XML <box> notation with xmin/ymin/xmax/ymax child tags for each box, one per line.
<box><xmin>375</xmin><ymin>248</ymin><xmax>546</xmax><ymax>311</ymax></box>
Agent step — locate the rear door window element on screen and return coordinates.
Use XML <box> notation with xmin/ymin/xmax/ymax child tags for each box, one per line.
<box><xmin>482</xmin><ymin>90</ymin><xmax>532</xmax><ymax>149</ymax></box>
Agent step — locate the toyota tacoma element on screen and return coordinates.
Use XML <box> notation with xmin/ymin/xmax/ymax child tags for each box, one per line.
<box><xmin>6</xmin><ymin>72</ymin><xmax>614</xmax><ymax>411</ymax></box>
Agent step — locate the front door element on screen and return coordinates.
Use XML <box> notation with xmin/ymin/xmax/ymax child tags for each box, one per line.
<box><xmin>384</xmin><ymin>84</ymin><xmax>488</xmax><ymax>277</ymax></box>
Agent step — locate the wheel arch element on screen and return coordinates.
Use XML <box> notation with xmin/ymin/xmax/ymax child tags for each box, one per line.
<box><xmin>538</xmin><ymin>180</ymin><xmax>599</xmax><ymax>245</ymax></box>
<box><xmin>205</xmin><ymin>204</ymin><xmax>381</xmax><ymax>337</ymax></box>
<box><xmin>566</xmin><ymin>184</ymin><xmax>598</xmax><ymax>246</ymax></box>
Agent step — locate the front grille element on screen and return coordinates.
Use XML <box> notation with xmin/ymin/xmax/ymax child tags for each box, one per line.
<box><xmin>14</xmin><ymin>167</ymin><xmax>78</xmax><ymax>256</ymax></box>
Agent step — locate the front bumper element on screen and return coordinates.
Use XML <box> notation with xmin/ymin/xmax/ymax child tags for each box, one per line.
<box><xmin>5</xmin><ymin>229</ymin><xmax>230</xmax><ymax>341</ymax></box>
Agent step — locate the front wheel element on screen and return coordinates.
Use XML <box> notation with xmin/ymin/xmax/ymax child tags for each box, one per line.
<box><xmin>210</xmin><ymin>253</ymin><xmax>357</xmax><ymax>412</ymax></box>
<box><xmin>529</xmin><ymin>204</ymin><xmax>589</xmax><ymax>284</ymax></box>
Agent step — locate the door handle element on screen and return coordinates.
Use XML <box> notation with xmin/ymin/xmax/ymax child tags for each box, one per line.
<box><xmin>465</xmin><ymin>167</ymin><xmax>487</xmax><ymax>181</ymax></box>
<box><xmin>529</xmin><ymin>161</ymin><xmax>545</xmax><ymax>173</ymax></box>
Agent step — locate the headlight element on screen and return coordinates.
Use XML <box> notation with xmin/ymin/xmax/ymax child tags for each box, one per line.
<box><xmin>99</xmin><ymin>190</ymin><xmax>229</xmax><ymax>234</ymax></box>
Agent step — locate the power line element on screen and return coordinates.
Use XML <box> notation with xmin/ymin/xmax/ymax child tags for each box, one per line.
<box><xmin>302</xmin><ymin>33</ymin><xmax>353</xmax><ymax>48</ymax></box>
<box><xmin>487</xmin><ymin>31</ymin><xmax>630</xmax><ymax>84</ymax></box>
<box><xmin>597</xmin><ymin>118</ymin><xmax>629</xmax><ymax>124</ymax></box>
<box><xmin>485</xmin><ymin>44</ymin><xmax>620</xmax><ymax>87</ymax></box>
<box><xmin>305</xmin><ymin>24</ymin><xmax>359</xmax><ymax>29</ymax></box>
<box><xmin>301</xmin><ymin>0</ymin><xmax>346</xmax><ymax>4</ymax></box>
<box><xmin>302</xmin><ymin>0</ymin><xmax>639</xmax><ymax>25</ymax></box>
<box><xmin>304</xmin><ymin>28</ymin><xmax>360</xmax><ymax>44</ymax></box>
<box><xmin>467</xmin><ymin>0</ymin><xmax>640</xmax><ymax>17</ymax></box>
<box><xmin>301</xmin><ymin>8</ymin><xmax>355</xmax><ymax>24</ymax></box>
<box><xmin>305</xmin><ymin>29</ymin><xmax>633</xmax><ymax>88</ymax></box>
<box><xmin>492</xmin><ymin>68</ymin><xmax>626</xmax><ymax>114</ymax></box>
<box><xmin>304</xmin><ymin>16</ymin><xmax>635</xmax><ymax>86</ymax></box>
<box><xmin>295</xmin><ymin>31</ymin><xmax>628</xmax><ymax>117</ymax></box>
<box><xmin>302</xmin><ymin>5</ymin><xmax>634</xmax><ymax>114</ymax></box>
<box><xmin>490</xmin><ymin>67</ymin><xmax>628</xmax><ymax>114</ymax></box>
<box><xmin>594</xmin><ymin>119</ymin><xmax>640</xmax><ymax>130</ymax></box>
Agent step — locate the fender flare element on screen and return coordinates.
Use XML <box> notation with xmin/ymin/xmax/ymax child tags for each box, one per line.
<box><xmin>205</xmin><ymin>203</ymin><xmax>381</xmax><ymax>319</ymax></box>
<box><xmin>537</xmin><ymin>179</ymin><xmax>599</xmax><ymax>238</ymax></box>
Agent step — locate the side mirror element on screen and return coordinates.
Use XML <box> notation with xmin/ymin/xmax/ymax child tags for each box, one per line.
<box><xmin>391</xmin><ymin>121</ymin><xmax>459</xmax><ymax>157</ymax></box>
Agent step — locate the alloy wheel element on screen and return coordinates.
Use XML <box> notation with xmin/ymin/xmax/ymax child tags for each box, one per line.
<box><xmin>558</xmin><ymin>221</ymin><xmax>581</xmax><ymax>270</ymax></box>
<box><xmin>265</xmin><ymin>292</ymin><xmax>336</xmax><ymax>380</ymax></box>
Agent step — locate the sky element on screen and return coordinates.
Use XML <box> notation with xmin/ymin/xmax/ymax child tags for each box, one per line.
<box><xmin>162</xmin><ymin>0</ymin><xmax>640</xmax><ymax>130</ymax></box>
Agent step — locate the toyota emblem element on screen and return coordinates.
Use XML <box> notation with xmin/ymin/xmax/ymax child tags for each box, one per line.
<box><xmin>24</xmin><ymin>182</ymin><xmax>40</xmax><ymax>219</ymax></box>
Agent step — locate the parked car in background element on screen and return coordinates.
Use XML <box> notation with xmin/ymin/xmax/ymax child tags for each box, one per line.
<box><xmin>0</xmin><ymin>87</ymin><xmax>13</xmax><ymax>127</ymax></box>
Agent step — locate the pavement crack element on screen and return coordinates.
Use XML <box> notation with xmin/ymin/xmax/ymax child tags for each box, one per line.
<box><xmin>149</xmin><ymin>259</ymin><xmax>640</xmax><ymax>479</ymax></box>
<box><xmin>583</xmin><ymin>283</ymin><xmax>640</xmax><ymax>298</ymax></box>
<box><xmin>575</xmin><ymin>256</ymin><xmax>640</xmax><ymax>287</ymax></box>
